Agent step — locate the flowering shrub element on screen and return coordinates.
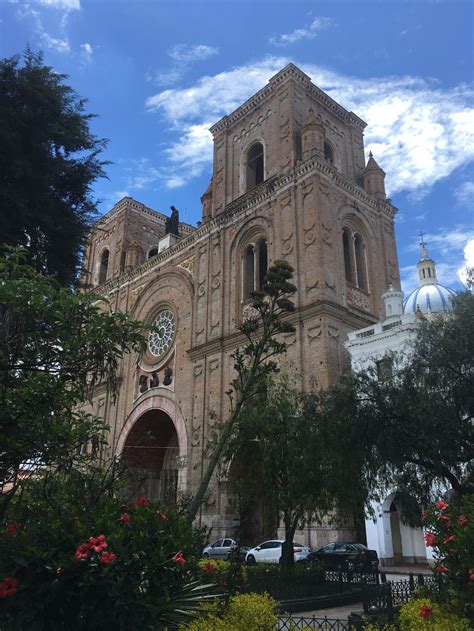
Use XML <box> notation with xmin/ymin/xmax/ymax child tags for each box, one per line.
<box><xmin>422</xmin><ymin>495</ymin><xmax>474</xmax><ymax>619</ymax></box>
<box><xmin>183</xmin><ymin>592</ymin><xmax>278</xmax><ymax>631</ymax></box>
<box><xmin>398</xmin><ymin>598</ymin><xmax>471</xmax><ymax>630</ymax></box>
<box><xmin>0</xmin><ymin>469</ymin><xmax>219</xmax><ymax>630</ymax></box>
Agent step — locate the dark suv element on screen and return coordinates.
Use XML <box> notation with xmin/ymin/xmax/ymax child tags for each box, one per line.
<box><xmin>303</xmin><ymin>543</ymin><xmax>378</xmax><ymax>571</ymax></box>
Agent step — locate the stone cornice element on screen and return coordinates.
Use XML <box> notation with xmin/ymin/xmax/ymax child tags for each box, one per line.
<box><xmin>93</xmin><ymin>197</ymin><xmax>194</xmax><ymax>235</ymax></box>
<box><xmin>187</xmin><ymin>299</ymin><xmax>377</xmax><ymax>361</ymax></box>
<box><xmin>210</xmin><ymin>63</ymin><xmax>366</xmax><ymax>136</ymax></box>
<box><xmin>92</xmin><ymin>156</ymin><xmax>396</xmax><ymax>295</ymax></box>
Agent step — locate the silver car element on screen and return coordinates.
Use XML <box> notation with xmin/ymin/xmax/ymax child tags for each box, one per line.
<box><xmin>202</xmin><ymin>537</ymin><xmax>248</xmax><ymax>561</ymax></box>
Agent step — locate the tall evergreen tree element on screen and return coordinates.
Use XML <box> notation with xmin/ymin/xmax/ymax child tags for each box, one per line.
<box><xmin>0</xmin><ymin>49</ymin><xmax>108</xmax><ymax>285</ymax></box>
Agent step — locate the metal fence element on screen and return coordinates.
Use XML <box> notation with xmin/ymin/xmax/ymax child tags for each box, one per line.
<box><xmin>324</xmin><ymin>570</ymin><xmax>380</xmax><ymax>586</ymax></box>
<box><xmin>362</xmin><ymin>573</ymin><xmax>442</xmax><ymax>616</ymax></box>
<box><xmin>278</xmin><ymin>615</ymin><xmax>350</xmax><ymax>630</ymax></box>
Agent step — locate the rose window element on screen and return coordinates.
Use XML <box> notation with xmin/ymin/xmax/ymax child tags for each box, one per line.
<box><xmin>148</xmin><ymin>309</ymin><xmax>176</xmax><ymax>357</ymax></box>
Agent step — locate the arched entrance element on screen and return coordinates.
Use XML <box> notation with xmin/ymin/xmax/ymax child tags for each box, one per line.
<box><xmin>377</xmin><ymin>494</ymin><xmax>427</xmax><ymax>565</ymax></box>
<box><xmin>121</xmin><ymin>409</ymin><xmax>179</xmax><ymax>503</ymax></box>
<box><xmin>389</xmin><ymin>501</ymin><xmax>403</xmax><ymax>562</ymax></box>
<box><xmin>116</xmin><ymin>395</ymin><xmax>188</xmax><ymax>504</ymax></box>
<box><xmin>220</xmin><ymin>459</ymin><xmax>274</xmax><ymax>545</ymax></box>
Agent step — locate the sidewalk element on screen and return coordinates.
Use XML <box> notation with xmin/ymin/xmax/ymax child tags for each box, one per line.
<box><xmin>382</xmin><ymin>564</ymin><xmax>432</xmax><ymax>577</ymax></box>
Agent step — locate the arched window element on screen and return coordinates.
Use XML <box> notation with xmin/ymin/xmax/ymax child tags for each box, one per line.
<box><xmin>245</xmin><ymin>142</ymin><xmax>264</xmax><ymax>191</ymax></box>
<box><xmin>354</xmin><ymin>235</ymin><xmax>368</xmax><ymax>290</ymax></box>
<box><xmin>98</xmin><ymin>249</ymin><xmax>109</xmax><ymax>285</ymax></box>
<box><xmin>257</xmin><ymin>239</ymin><xmax>268</xmax><ymax>290</ymax></box>
<box><xmin>343</xmin><ymin>229</ymin><xmax>352</xmax><ymax>283</ymax></box>
<box><xmin>243</xmin><ymin>245</ymin><xmax>255</xmax><ymax>299</ymax></box>
<box><xmin>148</xmin><ymin>247</ymin><xmax>158</xmax><ymax>260</ymax></box>
<box><xmin>242</xmin><ymin>238</ymin><xmax>269</xmax><ymax>300</ymax></box>
<box><xmin>343</xmin><ymin>228</ymin><xmax>369</xmax><ymax>292</ymax></box>
<box><xmin>324</xmin><ymin>141</ymin><xmax>334</xmax><ymax>165</ymax></box>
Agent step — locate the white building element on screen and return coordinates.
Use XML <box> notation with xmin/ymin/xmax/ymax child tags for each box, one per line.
<box><xmin>345</xmin><ymin>239</ymin><xmax>456</xmax><ymax>566</ymax></box>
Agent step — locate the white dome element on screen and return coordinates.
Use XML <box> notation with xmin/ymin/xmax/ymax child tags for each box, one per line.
<box><xmin>403</xmin><ymin>283</ymin><xmax>456</xmax><ymax>314</ymax></box>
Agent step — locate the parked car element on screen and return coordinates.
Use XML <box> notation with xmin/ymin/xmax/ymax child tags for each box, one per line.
<box><xmin>245</xmin><ymin>539</ymin><xmax>311</xmax><ymax>565</ymax></box>
<box><xmin>202</xmin><ymin>538</ymin><xmax>248</xmax><ymax>561</ymax></box>
<box><xmin>302</xmin><ymin>542</ymin><xmax>378</xmax><ymax>571</ymax></box>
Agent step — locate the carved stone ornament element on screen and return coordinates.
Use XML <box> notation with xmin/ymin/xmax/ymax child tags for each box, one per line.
<box><xmin>131</xmin><ymin>284</ymin><xmax>145</xmax><ymax>303</ymax></box>
<box><xmin>178</xmin><ymin>257</ymin><xmax>195</xmax><ymax>277</ymax></box>
<box><xmin>175</xmin><ymin>455</ymin><xmax>188</xmax><ymax>468</ymax></box>
<box><xmin>242</xmin><ymin>303</ymin><xmax>259</xmax><ymax>320</ymax></box>
<box><xmin>347</xmin><ymin>287</ymin><xmax>370</xmax><ymax>311</ymax></box>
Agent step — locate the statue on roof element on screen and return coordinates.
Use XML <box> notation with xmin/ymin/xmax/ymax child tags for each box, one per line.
<box><xmin>165</xmin><ymin>205</ymin><xmax>179</xmax><ymax>236</ymax></box>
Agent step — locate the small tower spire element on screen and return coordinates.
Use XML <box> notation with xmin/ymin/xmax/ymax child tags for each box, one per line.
<box><xmin>361</xmin><ymin>152</ymin><xmax>386</xmax><ymax>200</ymax></box>
<box><xmin>416</xmin><ymin>231</ymin><xmax>438</xmax><ymax>286</ymax></box>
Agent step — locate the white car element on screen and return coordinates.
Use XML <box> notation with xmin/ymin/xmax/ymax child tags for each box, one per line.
<box><xmin>245</xmin><ymin>539</ymin><xmax>311</xmax><ymax>564</ymax></box>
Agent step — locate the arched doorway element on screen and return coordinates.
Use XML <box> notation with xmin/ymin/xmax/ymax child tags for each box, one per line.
<box><xmin>221</xmin><ymin>459</ymin><xmax>275</xmax><ymax>545</ymax></box>
<box><xmin>389</xmin><ymin>501</ymin><xmax>403</xmax><ymax>562</ymax></box>
<box><xmin>121</xmin><ymin>409</ymin><xmax>179</xmax><ymax>504</ymax></box>
<box><xmin>377</xmin><ymin>494</ymin><xmax>428</xmax><ymax>566</ymax></box>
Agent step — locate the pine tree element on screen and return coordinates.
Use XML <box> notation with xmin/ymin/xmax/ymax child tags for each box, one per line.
<box><xmin>0</xmin><ymin>50</ymin><xmax>108</xmax><ymax>285</ymax></box>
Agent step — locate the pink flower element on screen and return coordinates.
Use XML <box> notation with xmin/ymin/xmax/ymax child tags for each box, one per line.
<box><xmin>157</xmin><ymin>511</ymin><xmax>169</xmax><ymax>521</ymax></box>
<box><xmin>75</xmin><ymin>543</ymin><xmax>92</xmax><ymax>560</ymax></box>
<box><xmin>436</xmin><ymin>500</ymin><xmax>449</xmax><ymax>511</ymax></box>
<box><xmin>435</xmin><ymin>563</ymin><xmax>448</xmax><ymax>574</ymax></box>
<box><xmin>133</xmin><ymin>496</ymin><xmax>150</xmax><ymax>507</ymax></box>
<box><xmin>424</xmin><ymin>532</ymin><xmax>437</xmax><ymax>547</ymax></box>
<box><xmin>469</xmin><ymin>571</ymin><xmax>474</xmax><ymax>582</ymax></box>
<box><xmin>171</xmin><ymin>550</ymin><xmax>186</xmax><ymax>566</ymax></box>
<box><xmin>89</xmin><ymin>535</ymin><xmax>108</xmax><ymax>553</ymax></box>
<box><xmin>0</xmin><ymin>577</ymin><xmax>18</xmax><ymax>598</ymax></box>
<box><xmin>99</xmin><ymin>551</ymin><xmax>116</xmax><ymax>565</ymax></box>
<box><xmin>443</xmin><ymin>534</ymin><xmax>456</xmax><ymax>545</ymax></box>
<box><xmin>119</xmin><ymin>513</ymin><xmax>131</xmax><ymax>526</ymax></box>
<box><xmin>419</xmin><ymin>605</ymin><xmax>432</xmax><ymax>620</ymax></box>
<box><xmin>459</xmin><ymin>515</ymin><xmax>468</xmax><ymax>527</ymax></box>
<box><xmin>5</xmin><ymin>522</ymin><xmax>21</xmax><ymax>537</ymax></box>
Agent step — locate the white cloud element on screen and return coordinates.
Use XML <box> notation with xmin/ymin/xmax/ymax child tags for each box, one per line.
<box><xmin>38</xmin><ymin>0</ymin><xmax>80</xmax><ymax>11</ymax></box>
<box><xmin>458</xmin><ymin>238</ymin><xmax>474</xmax><ymax>286</ymax></box>
<box><xmin>164</xmin><ymin>123</ymin><xmax>213</xmax><ymax>188</ymax></box>
<box><xmin>15</xmin><ymin>0</ymin><xmax>74</xmax><ymax>53</ymax></box>
<box><xmin>145</xmin><ymin>56</ymin><xmax>474</xmax><ymax>193</ymax></box>
<box><xmin>168</xmin><ymin>44</ymin><xmax>218</xmax><ymax>63</ymax></box>
<box><xmin>455</xmin><ymin>181</ymin><xmax>474</xmax><ymax>207</ymax></box>
<box><xmin>270</xmin><ymin>17</ymin><xmax>333</xmax><ymax>46</ymax></box>
<box><xmin>80</xmin><ymin>42</ymin><xmax>93</xmax><ymax>60</ymax></box>
<box><xmin>39</xmin><ymin>29</ymin><xmax>70</xmax><ymax>53</ymax></box>
<box><xmin>146</xmin><ymin>57</ymin><xmax>287</xmax><ymax>121</ymax></box>
<box><xmin>147</xmin><ymin>43</ymin><xmax>218</xmax><ymax>87</ymax></box>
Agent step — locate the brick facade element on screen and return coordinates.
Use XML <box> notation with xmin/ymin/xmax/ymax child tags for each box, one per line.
<box><xmin>82</xmin><ymin>64</ymin><xmax>400</xmax><ymax>547</ymax></box>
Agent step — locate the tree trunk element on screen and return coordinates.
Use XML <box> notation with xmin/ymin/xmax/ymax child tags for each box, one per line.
<box><xmin>280</xmin><ymin>517</ymin><xmax>296</xmax><ymax>573</ymax></box>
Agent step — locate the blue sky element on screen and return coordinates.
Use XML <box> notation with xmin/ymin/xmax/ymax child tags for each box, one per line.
<box><xmin>1</xmin><ymin>0</ymin><xmax>473</xmax><ymax>294</ymax></box>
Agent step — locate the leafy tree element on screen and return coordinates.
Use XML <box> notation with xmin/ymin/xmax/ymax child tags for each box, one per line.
<box><xmin>227</xmin><ymin>375</ymin><xmax>370</xmax><ymax>571</ymax></box>
<box><xmin>0</xmin><ymin>248</ymin><xmax>146</xmax><ymax>520</ymax></box>
<box><xmin>330</xmin><ymin>292</ymin><xmax>474</xmax><ymax>522</ymax></box>
<box><xmin>187</xmin><ymin>260</ymin><xmax>297</xmax><ymax>523</ymax></box>
<box><xmin>0</xmin><ymin>50</ymin><xmax>108</xmax><ymax>285</ymax></box>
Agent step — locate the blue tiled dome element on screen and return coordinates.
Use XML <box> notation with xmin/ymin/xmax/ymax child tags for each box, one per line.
<box><xmin>403</xmin><ymin>283</ymin><xmax>456</xmax><ymax>314</ymax></box>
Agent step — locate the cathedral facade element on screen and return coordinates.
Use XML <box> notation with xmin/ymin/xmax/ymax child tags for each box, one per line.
<box><xmin>81</xmin><ymin>64</ymin><xmax>400</xmax><ymax>547</ymax></box>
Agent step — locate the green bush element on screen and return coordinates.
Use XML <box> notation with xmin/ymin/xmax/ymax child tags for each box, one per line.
<box><xmin>185</xmin><ymin>593</ymin><xmax>278</xmax><ymax>631</ymax></box>
<box><xmin>398</xmin><ymin>598</ymin><xmax>471</xmax><ymax>630</ymax></box>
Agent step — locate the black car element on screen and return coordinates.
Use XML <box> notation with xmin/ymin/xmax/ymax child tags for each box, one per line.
<box><xmin>303</xmin><ymin>542</ymin><xmax>378</xmax><ymax>571</ymax></box>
